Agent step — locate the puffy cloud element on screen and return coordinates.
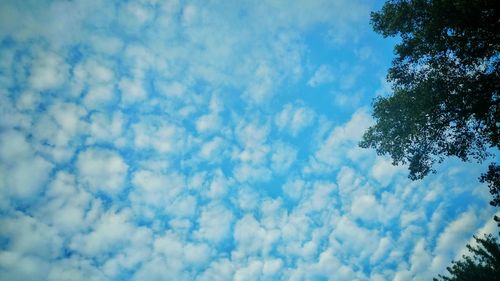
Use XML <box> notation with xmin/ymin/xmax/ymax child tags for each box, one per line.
<box><xmin>371</xmin><ymin>157</ymin><xmax>404</xmax><ymax>187</ymax></box>
<box><xmin>130</xmin><ymin>169</ymin><xmax>185</xmax><ymax>212</ymax></box>
<box><xmin>119</xmin><ymin>77</ymin><xmax>147</xmax><ymax>104</ymax></box>
<box><xmin>0</xmin><ymin>213</ymin><xmax>63</xmax><ymax>260</ymax></box>
<box><xmin>166</xmin><ymin>195</ymin><xmax>198</xmax><ymax>218</ymax></box>
<box><xmin>196</xmin><ymin>113</ymin><xmax>221</xmax><ymax>133</ymax></box>
<box><xmin>36</xmin><ymin>171</ymin><xmax>101</xmax><ymax>234</ymax></box>
<box><xmin>306</xmin><ymin>107</ymin><xmax>373</xmax><ymax>173</ymax></box>
<box><xmin>271</xmin><ymin>141</ymin><xmax>297</xmax><ymax>173</ymax></box>
<box><xmin>76</xmin><ymin>148</ymin><xmax>128</xmax><ymax>195</ymax></box>
<box><xmin>39</xmin><ymin>102</ymin><xmax>86</xmax><ymax>146</ymax></box>
<box><xmin>132</xmin><ymin>256</ymin><xmax>189</xmax><ymax>281</ymax></box>
<box><xmin>243</xmin><ymin>62</ymin><xmax>277</xmax><ymax>104</ymax></box>
<box><xmin>233</xmin><ymin>214</ymin><xmax>280</xmax><ymax>258</ymax></box>
<box><xmin>409</xmin><ymin>239</ymin><xmax>432</xmax><ymax>277</ymax></box>
<box><xmin>0</xmin><ymin>212</ymin><xmax>65</xmax><ymax>281</ymax></box>
<box><xmin>87</xmin><ymin>111</ymin><xmax>124</xmax><ymax>146</ymax></box>
<box><xmin>233</xmin><ymin>163</ymin><xmax>272</xmax><ymax>183</ymax></box>
<box><xmin>235</xmin><ymin>119</ymin><xmax>269</xmax><ymax>148</ymax></box>
<box><xmin>133</xmin><ymin>120</ymin><xmax>187</xmax><ymax>154</ymax></box>
<box><xmin>0</xmin><ymin>130</ymin><xmax>53</xmax><ymax>202</ymax></box>
<box><xmin>70</xmin><ymin>209</ymin><xmax>137</xmax><ymax>257</ymax></box>
<box><xmin>194</xmin><ymin>203</ymin><xmax>234</xmax><ymax>244</ymax></box>
<box><xmin>29</xmin><ymin>51</ymin><xmax>69</xmax><ymax>91</ymax></box>
<box><xmin>204</xmin><ymin>169</ymin><xmax>231</xmax><ymax>199</ymax></box>
<box><xmin>430</xmin><ymin>210</ymin><xmax>478</xmax><ymax>275</ymax></box>
<box><xmin>0</xmin><ymin>0</ymin><xmax>494</xmax><ymax>280</ymax></box>
<box><xmin>275</xmin><ymin>103</ymin><xmax>315</xmax><ymax>136</ymax></box>
<box><xmin>197</xmin><ymin>259</ymin><xmax>234</xmax><ymax>281</ymax></box>
<box><xmin>307</xmin><ymin>64</ymin><xmax>334</xmax><ymax>87</ymax></box>
<box><xmin>32</xmin><ymin>101</ymin><xmax>87</xmax><ymax>163</ymax></box>
<box><xmin>199</xmin><ymin>136</ymin><xmax>225</xmax><ymax>161</ymax></box>
<box><xmin>47</xmin><ymin>257</ymin><xmax>107</xmax><ymax>281</ymax></box>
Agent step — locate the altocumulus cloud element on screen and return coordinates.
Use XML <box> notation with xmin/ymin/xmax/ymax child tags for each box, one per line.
<box><xmin>0</xmin><ymin>0</ymin><xmax>497</xmax><ymax>280</ymax></box>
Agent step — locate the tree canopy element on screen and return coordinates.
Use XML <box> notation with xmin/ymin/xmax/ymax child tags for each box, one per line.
<box><xmin>433</xmin><ymin>234</ymin><xmax>500</xmax><ymax>281</ymax></box>
<box><xmin>360</xmin><ymin>0</ymin><xmax>499</xmax><ymax>180</ymax></box>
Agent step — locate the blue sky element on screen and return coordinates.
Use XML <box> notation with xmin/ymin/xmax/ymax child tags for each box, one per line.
<box><xmin>0</xmin><ymin>0</ymin><xmax>498</xmax><ymax>280</ymax></box>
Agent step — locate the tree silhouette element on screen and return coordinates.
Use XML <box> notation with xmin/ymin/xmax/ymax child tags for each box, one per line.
<box><xmin>433</xmin><ymin>234</ymin><xmax>500</xmax><ymax>281</ymax></box>
<box><xmin>360</xmin><ymin>0</ymin><xmax>499</xmax><ymax>181</ymax></box>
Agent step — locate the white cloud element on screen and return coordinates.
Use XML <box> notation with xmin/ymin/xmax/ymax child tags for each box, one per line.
<box><xmin>119</xmin><ymin>78</ymin><xmax>147</xmax><ymax>104</ymax></box>
<box><xmin>409</xmin><ymin>239</ymin><xmax>432</xmax><ymax>278</ymax></box>
<box><xmin>0</xmin><ymin>213</ymin><xmax>63</xmax><ymax>259</ymax></box>
<box><xmin>204</xmin><ymin>169</ymin><xmax>231</xmax><ymax>199</ymax></box>
<box><xmin>130</xmin><ymin>169</ymin><xmax>185</xmax><ymax>211</ymax></box>
<box><xmin>307</xmin><ymin>64</ymin><xmax>334</xmax><ymax>87</ymax></box>
<box><xmin>197</xmin><ymin>259</ymin><xmax>234</xmax><ymax>281</ymax></box>
<box><xmin>16</xmin><ymin>90</ymin><xmax>41</xmax><ymax>110</ymax></box>
<box><xmin>234</xmin><ymin>145</ymin><xmax>270</xmax><ymax>166</ymax></box>
<box><xmin>0</xmin><ymin>0</ymin><xmax>494</xmax><ymax>280</ymax></box>
<box><xmin>370</xmin><ymin>236</ymin><xmax>392</xmax><ymax>264</ymax></box>
<box><xmin>233</xmin><ymin>214</ymin><xmax>279</xmax><ymax>257</ymax></box>
<box><xmin>233</xmin><ymin>164</ymin><xmax>272</xmax><ymax>183</ymax></box>
<box><xmin>194</xmin><ymin>203</ymin><xmax>234</xmax><ymax>244</ymax></box>
<box><xmin>233</xmin><ymin>259</ymin><xmax>263</xmax><ymax>281</ymax></box>
<box><xmin>371</xmin><ymin>157</ymin><xmax>404</xmax><ymax>187</ymax></box>
<box><xmin>31</xmin><ymin>101</ymin><xmax>86</xmax><ymax>163</ymax></box>
<box><xmin>76</xmin><ymin>148</ymin><xmax>128</xmax><ymax>195</ymax></box>
<box><xmin>0</xmin><ymin>252</ymin><xmax>50</xmax><ymax>281</ymax></box>
<box><xmin>333</xmin><ymin>90</ymin><xmax>363</xmax><ymax>108</ymax></box>
<box><xmin>87</xmin><ymin>111</ymin><xmax>124</xmax><ymax>146</ymax></box>
<box><xmin>151</xmin><ymin>232</ymin><xmax>212</xmax><ymax>272</ymax></box>
<box><xmin>118</xmin><ymin>1</ymin><xmax>154</xmax><ymax>29</ymax></box>
<box><xmin>271</xmin><ymin>141</ymin><xmax>297</xmax><ymax>173</ymax></box>
<box><xmin>89</xmin><ymin>34</ymin><xmax>124</xmax><ymax>55</ymax></box>
<box><xmin>196</xmin><ymin>113</ymin><xmax>221</xmax><ymax>133</ymax></box>
<box><xmin>308</xmin><ymin>107</ymin><xmax>373</xmax><ymax>171</ymax></box>
<box><xmin>430</xmin><ymin>210</ymin><xmax>478</xmax><ymax>275</ymax></box>
<box><xmin>350</xmin><ymin>194</ymin><xmax>382</xmax><ymax>222</ymax></box>
<box><xmin>166</xmin><ymin>195</ymin><xmax>197</xmax><ymax>218</ymax></box>
<box><xmin>159</xmin><ymin>81</ymin><xmax>187</xmax><ymax>98</ymax></box>
<box><xmin>329</xmin><ymin>216</ymin><xmax>379</xmax><ymax>261</ymax></box>
<box><xmin>29</xmin><ymin>50</ymin><xmax>69</xmax><ymax>91</ymax></box>
<box><xmin>275</xmin><ymin>103</ymin><xmax>315</xmax><ymax>136</ymax></box>
<box><xmin>235</xmin><ymin>187</ymin><xmax>260</xmax><ymax>211</ymax></box>
<box><xmin>132</xmin><ymin>256</ymin><xmax>189</xmax><ymax>281</ymax></box>
<box><xmin>183</xmin><ymin>242</ymin><xmax>212</xmax><ymax>268</ymax></box>
<box><xmin>32</xmin><ymin>101</ymin><xmax>86</xmax><ymax>147</ymax></box>
<box><xmin>133</xmin><ymin>119</ymin><xmax>187</xmax><ymax>154</ymax></box>
<box><xmin>47</xmin><ymin>257</ymin><xmax>107</xmax><ymax>281</ymax></box>
<box><xmin>36</xmin><ymin>171</ymin><xmax>101</xmax><ymax>235</ymax></box>
<box><xmin>7</xmin><ymin>156</ymin><xmax>53</xmax><ymax>200</ymax></box>
<box><xmin>199</xmin><ymin>136</ymin><xmax>225</xmax><ymax>160</ymax></box>
<box><xmin>0</xmin><ymin>130</ymin><xmax>53</xmax><ymax>202</ymax></box>
<box><xmin>70</xmin><ymin>208</ymin><xmax>151</xmax><ymax>260</ymax></box>
<box><xmin>299</xmin><ymin>181</ymin><xmax>337</xmax><ymax>214</ymax></box>
<box><xmin>243</xmin><ymin>62</ymin><xmax>276</xmax><ymax>104</ymax></box>
<box><xmin>84</xmin><ymin>84</ymin><xmax>115</xmax><ymax>108</ymax></box>
<box><xmin>235</xmin><ymin>119</ymin><xmax>269</xmax><ymax>148</ymax></box>
<box><xmin>282</xmin><ymin>178</ymin><xmax>306</xmax><ymax>200</ymax></box>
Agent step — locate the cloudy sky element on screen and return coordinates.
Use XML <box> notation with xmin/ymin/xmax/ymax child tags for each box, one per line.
<box><xmin>0</xmin><ymin>0</ymin><xmax>498</xmax><ymax>280</ymax></box>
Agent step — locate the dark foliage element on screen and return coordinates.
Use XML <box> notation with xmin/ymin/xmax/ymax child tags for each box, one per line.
<box><xmin>433</xmin><ymin>234</ymin><xmax>500</xmax><ymax>281</ymax></box>
<box><xmin>480</xmin><ymin>163</ymin><xmax>500</xmax><ymax>232</ymax></box>
<box><xmin>360</xmin><ymin>0</ymin><xmax>499</xmax><ymax>180</ymax></box>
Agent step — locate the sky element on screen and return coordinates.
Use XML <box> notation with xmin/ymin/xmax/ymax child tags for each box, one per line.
<box><xmin>0</xmin><ymin>0</ymin><xmax>498</xmax><ymax>280</ymax></box>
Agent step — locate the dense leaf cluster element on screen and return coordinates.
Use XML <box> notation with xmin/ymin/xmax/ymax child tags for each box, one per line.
<box><xmin>360</xmin><ymin>0</ymin><xmax>499</xmax><ymax>180</ymax></box>
<box><xmin>433</xmin><ymin>234</ymin><xmax>500</xmax><ymax>281</ymax></box>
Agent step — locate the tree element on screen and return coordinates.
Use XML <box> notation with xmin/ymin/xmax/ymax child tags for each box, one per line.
<box><xmin>360</xmin><ymin>0</ymin><xmax>499</xmax><ymax>189</ymax></box>
<box><xmin>480</xmin><ymin>163</ymin><xmax>500</xmax><ymax>231</ymax></box>
<box><xmin>433</xmin><ymin>234</ymin><xmax>500</xmax><ymax>281</ymax></box>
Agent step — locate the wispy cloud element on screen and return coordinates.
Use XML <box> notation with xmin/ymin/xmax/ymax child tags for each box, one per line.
<box><xmin>0</xmin><ymin>0</ymin><xmax>494</xmax><ymax>280</ymax></box>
